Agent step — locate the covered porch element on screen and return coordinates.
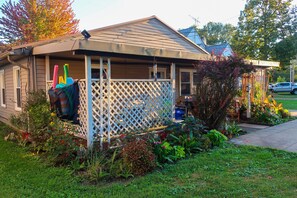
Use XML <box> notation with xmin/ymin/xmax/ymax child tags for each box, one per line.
<box><xmin>45</xmin><ymin>54</ymin><xmax>184</xmax><ymax>148</ymax></box>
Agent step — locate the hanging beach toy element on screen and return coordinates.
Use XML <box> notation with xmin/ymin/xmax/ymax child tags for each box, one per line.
<box><xmin>64</xmin><ymin>64</ymin><xmax>74</xmax><ymax>85</ymax></box>
<box><xmin>52</xmin><ymin>65</ymin><xmax>59</xmax><ymax>89</ymax></box>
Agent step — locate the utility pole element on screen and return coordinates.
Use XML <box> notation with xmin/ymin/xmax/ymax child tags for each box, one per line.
<box><xmin>290</xmin><ymin>55</ymin><xmax>297</xmax><ymax>84</ymax></box>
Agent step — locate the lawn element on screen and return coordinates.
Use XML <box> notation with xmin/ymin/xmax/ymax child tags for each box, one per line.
<box><xmin>275</xmin><ymin>99</ymin><xmax>297</xmax><ymax>110</ymax></box>
<box><xmin>1</xmin><ymin>123</ymin><xmax>297</xmax><ymax>197</ymax></box>
<box><xmin>272</xmin><ymin>92</ymin><xmax>297</xmax><ymax>99</ymax></box>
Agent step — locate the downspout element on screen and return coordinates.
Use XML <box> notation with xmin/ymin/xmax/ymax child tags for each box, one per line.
<box><xmin>7</xmin><ymin>55</ymin><xmax>31</xmax><ymax>92</ymax></box>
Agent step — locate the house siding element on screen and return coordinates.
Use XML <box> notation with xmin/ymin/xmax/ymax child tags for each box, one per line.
<box><xmin>0</xmin><ymin>58</ymin><xmax>29</xmax><ymax>124</ymax></box>
<box><xmin>47</xmin><ymin>59</ymin><xmax>171</xmax><ymax>80</ymax></box>
<box><xmin>90</xmin><ymin>18</ymin><xmax>205</xmax><ymax>55</ymax></box>
<box><xmin>35</xmin><ymin>57</ymin><xmax>46</xmax><ymax>90</ymax></box>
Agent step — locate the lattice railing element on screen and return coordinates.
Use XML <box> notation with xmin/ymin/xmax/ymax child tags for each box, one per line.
<box><xmin>91</xmin><ymin>79</ymin><xmax>173</xmax><ymax>141</ymax></box>
<box><xmin>46</xmin><ymin>80</ymin><xmax>87</xmax><ymax>139</ymax></box>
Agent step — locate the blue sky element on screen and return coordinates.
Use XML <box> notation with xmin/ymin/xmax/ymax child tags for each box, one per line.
<box><xmin>1</xmin><ymin>0</ymin><xmax>297</xmax><ymax>31</ymax></box>
<box><xmin>72</xmin><ymin>0</ymin><xmax>247</xmax><ymax>30</ymax></box>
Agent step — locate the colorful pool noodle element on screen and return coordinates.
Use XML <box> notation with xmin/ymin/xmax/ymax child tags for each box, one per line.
<box><xmin>59</xmin><ymin>76</ymin><xmax>65</xmax><ymax>84</ymax></box>
<box><xmin>64</xmin><ymin>64</ymin><xmax>69</xmax><ymax>83</ymax></box>
<box><xmin>52</xmin><ymin>65</ymin><xmax>59</xmax><ymax>89</ymax></box>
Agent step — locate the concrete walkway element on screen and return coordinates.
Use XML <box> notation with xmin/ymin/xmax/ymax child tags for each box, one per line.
<box><xmin>231</xmin><ymin>119</ymin><xmax>297</xmax><ymax>153</ymax></box>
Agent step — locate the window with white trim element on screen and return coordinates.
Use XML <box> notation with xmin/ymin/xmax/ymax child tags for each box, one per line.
<box><xmin>91</xmin><ymin>64</ymin><xmax>108</xmax><ymax>79</ymax></box>
<box><xmin>179</xmin><ymin>69</ymin><xmax>197</xmax><ymax>96</ymax></box>
<box><xmin>148</xmin><ymin>67</ymin><xmax>166</xmax><ymax>79</ymax></box>
<box><xmin>0</xmin><ymin>70</ymin><xmax>5</xmax><ymax>107</ymax></box>
<box><xmin>13</xmin><ymin>66</ymin><xmax>21</xmax><ymax>111</ymax></box>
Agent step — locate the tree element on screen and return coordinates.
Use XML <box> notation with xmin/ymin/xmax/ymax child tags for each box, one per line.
<box><xmin>197</xmin><ymin>22</ymin><xmax>236</xmax><ymax>45</ymax></box>
<box><xmin>232</xmin><ymin>0</ymin><xmax>297</xmax><ymax>60</ymax></box>
<box><xmin>192</xmin><ymin>56</ymin><xmax>254</xmax><ymax>130</ymax></box>
<box><xmin>0</xmin><ymin>0</ymin><xmax>79</xmax><ymax>44</ymax></box>
<box><xmin>275</xmin><ymin>33</ymin><xmax>297</xmax><ymax>68</ymax></box>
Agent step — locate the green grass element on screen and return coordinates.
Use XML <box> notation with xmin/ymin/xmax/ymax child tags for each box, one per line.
<box><xmin>1</xmin><ymin>123</ymin><xmax>297</xmax><ymax>197</ymax></box>
<box><xmin>272</xmin><ymin>92</ymin><xmax>297</xmax><ymax>99</ymax></box>
<box><xmin>275</xmin><ymin>100</ymin><xmax>297</xmax><ymax>110</ymax></box>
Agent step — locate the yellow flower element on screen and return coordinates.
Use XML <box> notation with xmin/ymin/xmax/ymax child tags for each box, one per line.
<box><xmin>49</xmin><ymin>121</ymin><xmax>55</xmax><ymax>127</ymax></box>
<box><xmin>50</xmin><ymin>112</ymin><xmax>56</xmax><ymax>117</ymax></box>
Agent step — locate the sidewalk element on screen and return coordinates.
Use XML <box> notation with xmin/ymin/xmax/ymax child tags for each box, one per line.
<box><xmin>231</xmin><ymin>119</ymin><xmax>297</xmax><ymax>153</ymax></box>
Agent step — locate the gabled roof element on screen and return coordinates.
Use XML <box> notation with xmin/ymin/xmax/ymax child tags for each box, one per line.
<box><xmin>179</xmin><ymin>26</ymin><xmax>206</xmax><ymax>49</ymax></box>
<box><xmin>1</xmin><ymin>16</ymin><xmax>211</xmax><ymax>62</ymax></box>
<box><xmin>179</xmin><ymin>26</ymin><xmax>194</xmax><ymax>37</ymax></box>
<box><xmin>205</xmin><ymin>43</ymin><xmax>233</xmax><ymax>56</ymax></box>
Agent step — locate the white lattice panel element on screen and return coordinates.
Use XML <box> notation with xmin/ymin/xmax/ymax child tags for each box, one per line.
<box><xmin>91</xmin><ymin>79</ymin><xmax>173</xmax><ymax>141</ymax></box>
<box><xmin>46</xmin><ymin>80</ymin><xmax>87</xmax><ymax>139</ymax></box>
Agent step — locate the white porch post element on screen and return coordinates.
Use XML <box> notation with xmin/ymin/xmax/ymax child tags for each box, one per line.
<box><xmin>85</xmin><ymin>55</ymin><xmax>94</xmax><ymax>148</ymax></box>
<box><xmin>99</xmin><ymin>57</ymin><xmax>104</xmax><ymax>150</ymax></box>
<box><xmin>45</xmin><ymin>55</ymin><xmax>50</xmax><ymax>91</ymax></box>
<box><xmin>45</xmin><ymin>55</ymin><xmax>50</xmax><ymax>81</ymax></box>
<box><xmin>107</xmin><ymin>58</ymin><xmax>111</xmax><ymax>145</ymax></box>
<box><xmin>153</xmin><ymin>63</ymin><xmax>158</xmax><ymax>81</ymax></box>
<box><xmin>171</xmin><ymin>63</ymin><xmax>176</xmax><ymax>120</ymax></box>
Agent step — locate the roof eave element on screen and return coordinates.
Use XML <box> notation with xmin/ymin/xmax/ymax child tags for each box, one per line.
<box><xmin>33</xmin><ymin>39</ymin><xmax>212</xmax><ymax>61</ymax></box>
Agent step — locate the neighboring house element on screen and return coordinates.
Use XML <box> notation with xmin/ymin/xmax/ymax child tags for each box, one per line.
<box><xmin>0</xmin><ymin>16</ymin><xmax>278</xmax><ymax>147</ymax></box>
<box><xmin>178</xmin><ymin>26</ymin><xmax>206</xmax><ymax>49</ymax></box>
<box><xmin>205</xmin><ymin>43</ymin><xmax>233</xmax><ymax>57</ymax></box>
<box><xmin>179</xmin><ymin>26</ymin><xmax>233</xmax><ymax>57</ymax></box>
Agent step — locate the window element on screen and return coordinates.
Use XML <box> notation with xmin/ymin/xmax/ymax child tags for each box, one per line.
<box><xmin>91</xmin><ymin>64</ymin><xmax>108</xmax><ymax>79</ymax></box>
<box><xmin>0</xmin><ymin>70</ymin><xmax>5</xmax><ymax>107</ymax></box>
<box><xmin>149</xmin><ymin>67</ymin><xmax>166</xmax><ymax>79</ymax></box>
<box><xmin>179</xmin><ymin>69</ymin><xmax>197</xmax><ymax>96</ymax></box>
<box><xmin>13</xmin><ymin>66</ymin><xmax>21</xmax><ymax>111</ymax></box>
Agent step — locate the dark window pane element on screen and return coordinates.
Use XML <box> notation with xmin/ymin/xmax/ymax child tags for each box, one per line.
<box><xmin>91</xmin><ymin>69</ymin><xmax>107</xmax><ymax>79</ymax></box>
<box><xmin>17</xmin><ymin>88</ymin><xmax>21</xmax><ymax>108</ymax></box>
<box><xmin>181</xmin><ymin>84</ymin><xmax>190</xmax><ymax>95</ymax></box>
<box><xmin>181</xmin><ymin>72</ymin><xmax>190</xmax><ymax>82</ymax></box>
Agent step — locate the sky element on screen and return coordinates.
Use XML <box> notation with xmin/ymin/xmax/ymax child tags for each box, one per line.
<box><xmin>72</xmin><ymin>0</ymin><xmax>297</xmax><ymax>31</ymax></box>
<box><xmin>72</xmin><ymin>0</ymin><xmax>247</xmax><ymax>31</ymax></box>
<box><xmin>1</xmin><ymin>0</ymin><xmax>297</xmax><ymax>31</ymax></box>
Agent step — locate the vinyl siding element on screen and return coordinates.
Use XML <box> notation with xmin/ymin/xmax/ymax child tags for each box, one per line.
<box><xmin>48</xmin><ymin>59</ymin><xmax>171</xmax><ymax>80</ymax></box>
<box><xmin>89</xmin><ymin>18</ymin><xmax>205</xmax><ymax>54</ymax></box>
<box><xmin>0</xmin><ymin>59</ymin><xmax>29</xmax><ymax>124</ymax></box>
<box><xmin>35</xmin><ymin>57</ymin><xmax>46</xmax><ymax>90</ymax></box>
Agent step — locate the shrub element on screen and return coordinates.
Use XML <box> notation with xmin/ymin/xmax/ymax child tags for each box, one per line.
<box><xmin>206</xmin><ymin>129</ymin><xmax>228</xmax><ymax>147</ymax></box>
<box><xmin>85</xmin><ymin>149</ymin><xmax>132</xmax><ymax>182</ymax></box>
<box><xmin>193</xmin><ymin>56</ymin><xmax>254</xmax><ymax>130</ymax></box>
<box><xmin>224</xmin><ymin>122</ymin><xmax>243</xmax><ymax>138</ymax></box>
<box><xmin>122</xmin><ymin>138</ymin><xmax>156</xmax><ymax>176</ymax></box>
<box><xmin>10</xmin><ymin>90</ymin><xmax>51</xmax><ymax>148</ymax></box>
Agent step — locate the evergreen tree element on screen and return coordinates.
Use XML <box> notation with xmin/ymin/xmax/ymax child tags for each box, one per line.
<box><xmin>232</xmin><ymin>0</ymin><xmax>297</xmax><ymax>60</ymax></box>
<box><xmin>0</xmin><ymin>0</ymin><xmax>79</xmax><ymax>44</ymax></box>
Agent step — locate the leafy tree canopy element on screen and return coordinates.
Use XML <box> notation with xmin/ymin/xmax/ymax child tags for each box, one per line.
<box><xmin>197</xmin><ymin>22</ymin><xmax>236</xmax><ymax>45</ymax></box>
<box><xmin>0</xmin><ymin>0</ymin><xmax>79</xmax><ymax>45</ymax></box>
<box><xmin>275</xmin><ymin>33</ymin><xmax>297</xmax><ymax>68</ymax></box>
<box><xmin>232</xmin><ymin>0</ymin><xmax>297</xmax><ymax>60</ymax></box>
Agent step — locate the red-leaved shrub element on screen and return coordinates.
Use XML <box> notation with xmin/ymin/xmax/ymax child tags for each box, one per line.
<box><xmin>122</xmin><ymin>138</ymin><xmax>156</xmax><ymax>176</ymax></box>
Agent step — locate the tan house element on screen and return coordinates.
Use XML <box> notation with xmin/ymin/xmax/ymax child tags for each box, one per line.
<box><xmin>0</xmin><ymin>16</ymin><xmax>278</xmax><ymax>147</ymax></box>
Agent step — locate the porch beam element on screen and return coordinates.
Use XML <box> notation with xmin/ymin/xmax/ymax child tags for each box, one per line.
<box><xmin>171</xmin><ymin>63</ymin><xmax>176</xmax><ymax>120</ymax></box>
<box><xmin>85</xmin><ymin>55</ymin><xmax>94</xmax><ymax>148</ymax></box>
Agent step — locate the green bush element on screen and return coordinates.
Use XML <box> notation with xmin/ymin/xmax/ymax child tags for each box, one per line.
<box><xmin>10</xmin><ymin>90</ymin><xmax>51</xmax><ymax>148</ymax></box>
<box><xmin>206</xmin><ymin>129</ymin><xmax>228</xmax><ymax>147</ymax></box>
